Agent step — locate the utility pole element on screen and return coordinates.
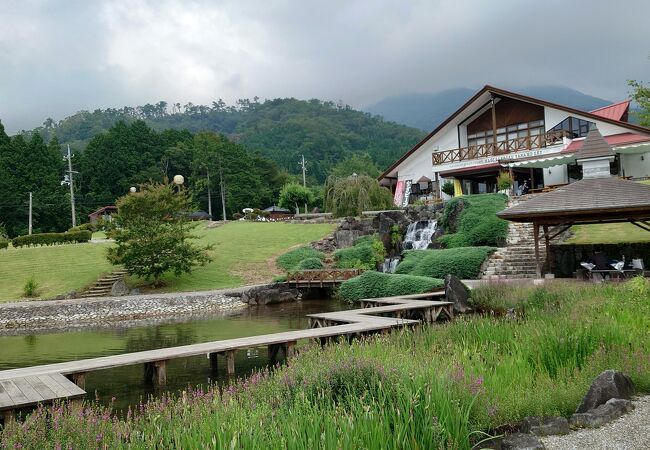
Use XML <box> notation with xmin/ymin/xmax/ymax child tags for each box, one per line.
<box><xmin>28</xmin><ymin>192</ymin><xmax>32</xmax><ymax>235</ymax></box>
<box><xmin>206</xmin><ymin>168</ymin><xmax>213</xmax><ymax>220</ymax></box>
<box><xmin>63</xmin><ymin>144</ymin><xmax>77</xmax><ymax>227</ymax></box>
<box><xmin>218</xmin><ymin>158</ymin><xmax>226</xmax><ymax>221</ymax></box>
<box><xmin>299</xmin><ymin>154</ymin><xmax>308</xmax><ymax>214</ymax></box>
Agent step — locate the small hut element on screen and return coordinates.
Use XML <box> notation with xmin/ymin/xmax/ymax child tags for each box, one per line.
<box><xmin>88</xmin><ymin>206</ymin><xmax>118</xmax><ymax>225</ymax></box>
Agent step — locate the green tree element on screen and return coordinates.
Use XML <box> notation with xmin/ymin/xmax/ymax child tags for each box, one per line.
<box><xmin>629</xmin><ymin>79</ymin><xmax>650</xmax><ymax>126</ymax></box>
<box><xmin>107</xmin><ymin>182</ymin><xmax>212</xmax><ymax>286</ymax></box>
<box><xmin>324</xmin><ymin>175</ymin><xmax>394</xmax><ymax>217</ymax></box>
<box><xmin>329</xmin><ymin>153</ymin><xmax>381</xmax><ymax>178</ymax></box>
<box><xmin>278</xmin><ymin>183</ymin><xmax>314</xmax><ymax>214</ymax></box>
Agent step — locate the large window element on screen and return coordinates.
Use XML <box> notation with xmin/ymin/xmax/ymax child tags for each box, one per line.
<box><xmin>467</xmin><ymin>120</ymin><xmax>544</xmax><ymax>147</ymax></box>
<box><xmin>549</xmin><ymin>116</ymin><xmax>595</xmax><ymax>138</ymax></box>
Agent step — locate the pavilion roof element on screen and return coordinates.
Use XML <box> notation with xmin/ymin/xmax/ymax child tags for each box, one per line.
<box><xmin>574</xmin><ymin>128</ymin><xmax>616</xmax><ymax>161</ymax></box>
<box><xmin>497</xmin><ymin>177</ymin><xmax>650</xmax><ymax>224</ymax></box>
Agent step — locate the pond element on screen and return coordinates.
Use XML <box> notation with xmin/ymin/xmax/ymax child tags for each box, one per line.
<box><xmin>0</xmin><ymin>299</ymin><xmax>349</xmax><ymax>411</ymax></box>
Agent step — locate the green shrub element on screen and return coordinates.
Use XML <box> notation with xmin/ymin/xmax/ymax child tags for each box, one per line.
<box><xmin>276</xmin><ymin>246</ymin><xmax>325</xmax><ymax>271</ymax></box>
<box><xmin>294</xmin><ymin>257</ymin><xmax>325</xmax><ymax>270</ymax></box>
<box><xmin>334</xmin><ymin>235</ymin><xmax>385</xmax><ymax>270</ymax></box>
<box><xmin>11</xmin><ymin>230</ymin><xmax>92</xmax><ymax>248</ymax></box>
<box><xmin>68</xmin><ymin>223</ymin><xmax>94</xmax><ymax>233</ymax></box>
<box><xmin>22</xmin><ymin>276</ymin><xmax>39</xmax><ymax>298</ymax></box>
<box><xmin>395</xmin><ymin>247</ymin><xmax>496</xmax><ymax>279</ymax></box>
<box><xmin>339</xmin><ymin>271</ymin><xmax>443</xmax><ymax>302</ymax></box>
<box><xmin>441</xmin><ymin>181</ymin><xmax>455</xmax><ymax>196</ymax></box>
<box><xmin>497</xmin><ymin>172</ymin><xmax>513</xmax><ymax>191</ymax></box>
<box><xmin>0</xmin><ymin>239</ymin><xmax>8</xmax><ymax>250</ymax></box>
<box><xmin>438</xmin><ymin>194</ymin><xmax>508</xmax><ymax>247</ymax></box>
<box><xmin>272</xmin><ymin>274</ymin><xmax>288</xmax><ymax>283</ymax></box>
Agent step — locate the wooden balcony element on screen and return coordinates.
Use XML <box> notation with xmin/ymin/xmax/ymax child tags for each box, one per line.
<box><xmin>432</xmin><ymin>130</ymin><xmax>569</xmax><ymax>165</ymax></box>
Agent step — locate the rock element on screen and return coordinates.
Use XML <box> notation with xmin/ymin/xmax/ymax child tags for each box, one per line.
<box><xmin>576</xmin><ymin>370</ymin><xmax>635</xmax><ymax>413</ymax></box>
<box><xmin>111</xmin><ymin>279</ymin><xmax>130</xmax><ymax>296</ymax></box>
<box><xmin>239</xmin><ymin>284</ymin><xmax>301</xmax><ymax>305</ymax></box>
<box><xmin>444</xmin><ymin>274</ymin><xmax>471</xmax><ymax>313</ymax></box>
<box><xmin>473</xmin><ymin>436</ymin><xmax>503</xmax><ymax>449</ymax></box>
<box><xmin>520</xmin><ymin>416</ymin><xmax>569</xmax><ymax>436</ymax></box>
<box><xmin>501</xmin><ymin>433</ymin><xmax>545</xmax><ymax>450</ymax></box>
<box><xmin>570</xmin><ymin>398</ymin><xmax>634</xmax><ymax>429</ymax></box>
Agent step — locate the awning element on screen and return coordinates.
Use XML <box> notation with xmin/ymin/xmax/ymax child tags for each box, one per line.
<box><xmin>504</xmin><ymin>153</ymin><xmax>576</xmax><ymax>169</ymax></box>
<box><xmin>615</xmin><ymin>142</ymin><xmax>650</xmax><ymax>155</ymax></box>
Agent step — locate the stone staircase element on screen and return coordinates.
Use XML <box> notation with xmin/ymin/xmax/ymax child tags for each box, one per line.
<box><xmin>482</xmin><ymin>196</ymin><xmax>546</xmax><ymax>280</ymax></box>
<box><xmin>82</xmin><ymin>269</ymin><xmax>129</xmax><ymax>298</ymax></box>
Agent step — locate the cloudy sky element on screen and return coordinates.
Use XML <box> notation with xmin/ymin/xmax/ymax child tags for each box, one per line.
<box><xmin>1</xmin><ymin>0</ymin><xmax>648</xmax><ymax>133</ymax></box>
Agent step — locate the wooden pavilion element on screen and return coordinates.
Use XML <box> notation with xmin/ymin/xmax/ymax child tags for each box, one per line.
<box><xmin>497</xmin><ymin>128</ymin><xmax>650</xmax><ymax>277</ymax></box>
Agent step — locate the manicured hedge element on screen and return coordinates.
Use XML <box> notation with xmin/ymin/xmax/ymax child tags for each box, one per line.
<box><xmin>68</xmin><ymin>223</ymin><xmax>94</xmax><ymax>233</ymax></box>
<box><xmin>276</xmin><ymin>246</ymin><xmax>325</xmax><ymax>271</ymax></box>
<box><xmin>294</xmin><ymin>257</ymin><xmax>325</xmax><ymax>270</ymax></box>
<box><xmin>395</xmin><ymin>246</ymin><xmax>496</xmax><ymax>279</ymax></box>
<box><xmin>11</xmin><ymin>230</ymin><xmax>92</xmax><ymax>248</ymax></box>
<box><xmin>339</xmin><ymin>271</ymin><xmax>443</xmax><ymax>302</ymax></box>
<box><xmin>0</xmin><ymin>239</ymin><xmax>8</xmax><ymax>250</ymax></box>
<box><xmin>438</xmin><ymin>194</ymin><xmax>508</xmax><ymax>248</ymax></box>
<box><xmin>334</xmin><ymin>235</ymin><xmax>385</xmax><ymax>270</ymax></box>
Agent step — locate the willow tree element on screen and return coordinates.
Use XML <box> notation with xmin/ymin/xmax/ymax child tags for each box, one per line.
<box><xmin>324</xmin><ymin>175</ymin><xmax>394</xmax><ymax>217</ymax></box>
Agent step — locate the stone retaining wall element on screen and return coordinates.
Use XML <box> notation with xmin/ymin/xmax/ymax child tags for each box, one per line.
<box><xmin>0</xmin><ymin>291</ymin><xmax>245</xmax><ymax>335</ymax></box>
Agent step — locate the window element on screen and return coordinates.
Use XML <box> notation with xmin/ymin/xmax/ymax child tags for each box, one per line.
<box><xmin>549</xmin><ymin>117</ymin><xmax>596</xmax><ymax>138</ymax></box>
<box><xmin>467</xmin><ymin>119</ymin><xmax>546</xmax><ymax>148</ymax></box>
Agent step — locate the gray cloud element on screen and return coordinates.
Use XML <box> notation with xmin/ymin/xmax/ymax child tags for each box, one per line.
<box><xmin>1</xmin><ymin>0</ymin><xmax>648</xmax><ymax>133</ymax></box>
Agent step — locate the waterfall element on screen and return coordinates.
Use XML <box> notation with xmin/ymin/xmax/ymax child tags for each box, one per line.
<box><xmin>382</xmin><ymin>257</ymin><xmax>400</xmax><ymax>273</ymax></box>
<box><xmin>403</xmin><ymin>220</ymin><xmax>437</xmax><ymax>250</ymax></box>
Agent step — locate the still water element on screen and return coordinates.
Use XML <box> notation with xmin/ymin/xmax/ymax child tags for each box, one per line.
<box><xmin>0</xmin><ymin>299</ymin><xmax>348</xmax><ymax>411</ymax></box>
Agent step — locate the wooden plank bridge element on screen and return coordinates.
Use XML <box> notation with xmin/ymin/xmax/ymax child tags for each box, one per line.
<box><xmin>285</xmin><ymin>268</ymin><xmax>363</xmax><ymax>287</ymax></box>
<box><xmin>0</xmin><ymin>290</ymin><xmax>452</xmax><ymax>423</ymax></box>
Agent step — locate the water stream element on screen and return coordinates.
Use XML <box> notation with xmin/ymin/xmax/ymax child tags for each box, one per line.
<box><xmin>403</xmin><ymin>220</ymin><xmax>437</xmax><ymax>250</ymax></box>
<box><xmin>0</xmin><ymin>299</ymin><xmax>349</xmax><ymax>411</ymax></box>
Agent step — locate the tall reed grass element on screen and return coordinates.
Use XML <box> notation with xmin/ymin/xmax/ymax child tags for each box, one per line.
<box><xmin>3</xmin><ymin>279</ymin><xmax>649</xmax><ymax>449</ymax></box>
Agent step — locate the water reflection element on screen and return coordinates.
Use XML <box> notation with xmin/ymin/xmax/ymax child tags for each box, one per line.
<box><xmin>0</xmin><ymin>299</ymin><xmax>347</xmax><ymax>411</ymax></box>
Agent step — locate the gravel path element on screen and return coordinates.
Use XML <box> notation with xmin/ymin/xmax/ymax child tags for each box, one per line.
<box><xmin>542</xmin><ymin>396</ymin><xmax>650</xmax><ymax>450</ymax></box>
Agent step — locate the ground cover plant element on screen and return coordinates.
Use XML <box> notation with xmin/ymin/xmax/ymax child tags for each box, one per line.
<box><xmin>333</xmin><ymin>234</ymin><xmax>385</xmax><ymax>270</ymax></box>
<box><xmin>338</xmin><ymin>270</ymin><xmax>443</xmax><ymax>302</ymax></box>
<box><xmin>3</xmin><ymin>279</ymin><xmax>649</xmax><ymax>449</ymax></box>
<box><xmin>566</xmin><ymin>223</ymin><xmax>650</xmax><ymax>244</ymax></box>
<box><xmin>396</xmin><ymin>246</ymin><xmax>496</xmax><ymax>279</ymax></box>
<box><xmin>0</xmin><ymin>222</ymin><xmax>335</xmax><ymax>302</ymax></box>
<box><xmin>276</xmin><ymin>246</ymin><xmax>325</xmax><ymax>271</ymax></box>
<box><xmin>438</xmin><ymin>193</ymin><xmax>508</xmax><ymax>248</ymax></box>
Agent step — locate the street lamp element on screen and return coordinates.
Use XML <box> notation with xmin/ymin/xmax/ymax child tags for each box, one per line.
<box><xmin>129</xmin><ymin>186</ymin><xmax>137</xmax><ymax>193</ymax></box>
<box><xmin>173</xmin><ymin>174</ymin><xmax>184</xmax><ymax>193</ymax></box>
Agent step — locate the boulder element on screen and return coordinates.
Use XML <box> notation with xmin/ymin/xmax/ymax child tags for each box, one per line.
<box><xmin>570</xmin><ymin>398</ymin><xmax>634</xmax><ymax>429</ymax></box>
<box><xmin>501</xmin><ymin>433</ymin><xmax>545</xmax><ymax>450</ymax></box>
<box><xmin>520</xmin><ymin>416</ymin><xmax>569</xmax><ymax>436</ymax></box>
<box><xmin>111</xmin><ymin>279</ymin><xmax>130</xmax><ymax>297</ymax></box>
<box><xmin>240</xmin><ymin>285</ymin><xmax>302</xmax><ymax>305</ymax></box>
<box><xmin>576</xmin><ymin>370</ymin><xmax>635</xmax><ymax>413</ymax></box>
<box><xmin>444</xmin><ymin>274</ymin><xmax>471</xmax><ymax>313</ymax></box>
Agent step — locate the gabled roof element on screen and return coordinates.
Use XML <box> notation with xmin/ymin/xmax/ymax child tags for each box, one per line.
<box><xmin>496</xmin><ymin>177</ymin><xmax>650</xmax><ymax>223</ymax></box>
<box><xmin>563</xmin><ymin>132</ymin><xmax>650</xmax><ymax>153</ymax></box>
<box><xmin>574</xmin><ymin>128</ymin><xmax>615</xmax><ymax>161</ymax></box>
<box><xmin>379</xmin><ymin>85</ymin><xmax>650</xmax><ymax>180</ymax></box>
<box><xmin>590</xmin><ymin>100</ymin><xmax>630</xmax><ymax>121</ymax></box>
<box><xmin>88</xmin><ymin>205</ymin><xmax>117</xmax><ymax>217</ymax></box>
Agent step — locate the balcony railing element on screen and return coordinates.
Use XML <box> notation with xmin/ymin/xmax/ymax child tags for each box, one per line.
<box><xmin>431</xmin><ymin>130</ymin><xmax>569</xmax><ymax>165</ymax></box>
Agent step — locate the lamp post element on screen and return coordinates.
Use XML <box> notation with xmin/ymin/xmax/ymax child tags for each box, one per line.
<box><xmin>173</xmin><ymin>175</ymin><xmax>184</xmax><ymax>193</ymax></box>
<box><xmin>129</xmin><ymin>186</ymin><xmax>137</xmax><ymax>193</ymax></box>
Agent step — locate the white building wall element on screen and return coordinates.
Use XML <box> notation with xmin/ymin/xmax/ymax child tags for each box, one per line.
<box><xmin>620</xmin><ymin>153</ymin><xmax>650</xmax><ymax>179</ymax></box>
<box><xmin>394</xmin><ymin>124</ymin><xmax>460</xmax><ymax>182</ymax></box>
<box><xmin>542</xmin><ymin>164</ymin><xmax>568</xmax><ymax>185</ymax></box>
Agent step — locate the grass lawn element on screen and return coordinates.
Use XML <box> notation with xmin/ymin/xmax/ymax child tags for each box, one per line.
<box><xmin>0</xmin><ymin>222</ymin><xmax>335</xmax><ymax>302</ymax></box>
<box><xmin>146</xmin><ymin>221</ymin><xmax>335</xmax><ymax>293</ymax></box>
<box><xmin>0</xmin><ymin>243</ymin><xmax>114</xmax><ymax>302</ymax></box>
<box><xmin>565</xmin><ymin>223</ymin><xmax>650</xmax><ymax>244</ymax></box>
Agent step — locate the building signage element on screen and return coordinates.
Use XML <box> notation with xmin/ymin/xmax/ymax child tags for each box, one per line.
<box><xmin>433</xmin><ymin>146</ymin><xmax>563</xmax><ymax>173</ymax></box>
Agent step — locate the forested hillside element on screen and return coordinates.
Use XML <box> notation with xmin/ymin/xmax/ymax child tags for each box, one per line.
<box><xmin>28</xmin><ymin>98</ymin><xmax>425</xmax><ymax>183</ymax></box>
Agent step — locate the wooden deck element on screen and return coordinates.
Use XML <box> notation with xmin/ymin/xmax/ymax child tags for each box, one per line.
<box><xmin>0</xmin><ymin>292</ymin><xmax>453</xmax><ymax>422</ymax></box>
<box><xmin>0</xmin><ymin>373</ymin><xmax>85</xmax><ymax>422</ymax></box>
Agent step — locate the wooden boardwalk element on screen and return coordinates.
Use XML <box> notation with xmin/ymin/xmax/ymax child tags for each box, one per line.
<box><xmin>0</xmin><ymin>291</ymin><xmax>452</xmax><ymax>422</ymax></box>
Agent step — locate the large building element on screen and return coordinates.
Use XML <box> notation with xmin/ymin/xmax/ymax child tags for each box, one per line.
<box><xmin>379</xmin><ymin>85</ymin><xmax>650</xmax><ymax>205</ymax></box>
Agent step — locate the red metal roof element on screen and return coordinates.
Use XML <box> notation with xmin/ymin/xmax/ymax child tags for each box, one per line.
<box><xmin>562</xmin><ymin>133</ymin><xmax>650</xmax><ymax>153</ymax></box>
<box><xmin>589</xmin><ymin>100</ymin><xmax>630</xmax><ymax>121</ymax></box>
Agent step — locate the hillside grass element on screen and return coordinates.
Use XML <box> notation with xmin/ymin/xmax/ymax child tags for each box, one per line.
<box><xmin>0</xmin><ymin>222</ymin><xmax>335</xmax><ymax>302</ymax></box>
<box><xmin>565</xmin><ymin>223</ymin><xmax>650</xmax><ymax>244</ymax></box>
<box><xmin>396</xmin><ymin>247</ymin><xmax>496</xmax><ymax>279</ymax></box>
<box><xmin>3</xmin><ymin>280</ymin><xmax>649</xmax><ymax>449</ymax></box>
<box><xmin>438</xmin><ymin>194</ymin><xmax>508</xmax><ymax>248</ymax></box>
